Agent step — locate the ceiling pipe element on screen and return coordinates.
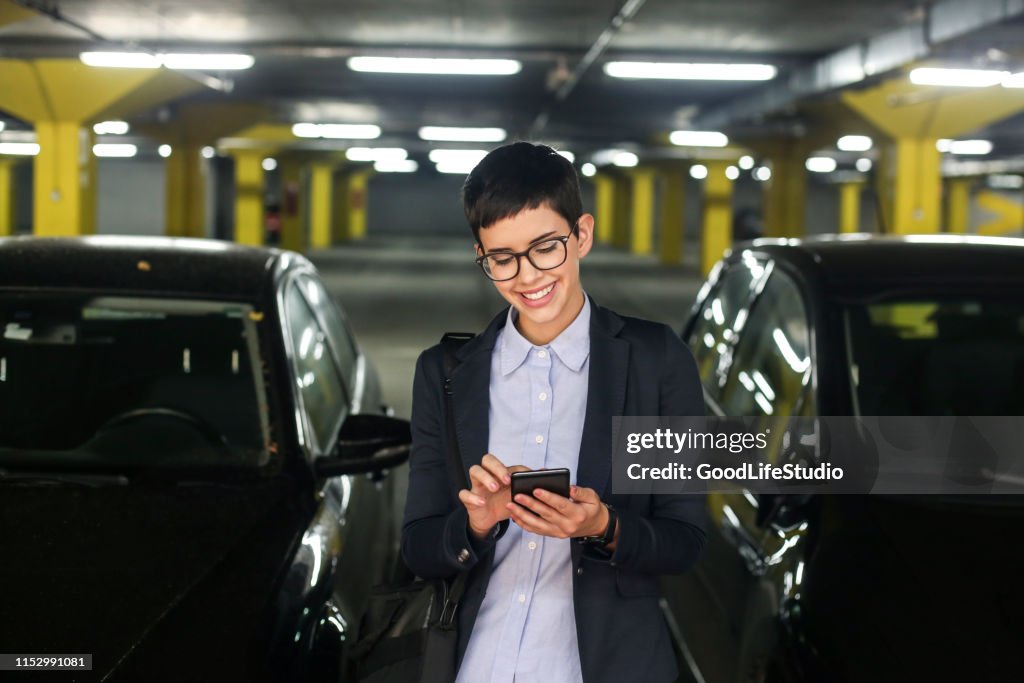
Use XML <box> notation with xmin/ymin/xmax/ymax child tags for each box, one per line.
<box><xmin>529</xmin><ymin>0</ymin><xmax>647</xmax><ymax>136</ymax></box>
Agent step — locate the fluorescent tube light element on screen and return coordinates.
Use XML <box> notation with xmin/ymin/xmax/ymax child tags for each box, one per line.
<box><xmin>557</xmin><ymin>151</ymin><xmax>575</xmax><ymax>163</ymax></box>
<box><xmin>162</xmin><ymin>53</ymin><xmax>254</xmax><ymax>70</ymax></box>
<box><xmin>345</xmin><ymin>147</ymin><xmax>408</xmax><ymax>162</ymax></box>
<box><xmin>93</xmin><ymin>120</ymin><xmax>130</xmax><ymax>135</ymax></box>
<box><xmin>93</xmin><ymin>143</ymin><xmax>138</xmax><ymax>158</ymax></box>
<box><xmin>837</xmin><ymin>135</ymin><xmax>872</xmax><ymax>152</ymax></box>
<box><xmin>0</xmin><ymin>142</ymin><xmax>40</xmax><ymax>156</ymax></box>
<box><xmin>348</xmin><ymin>56</ymin><xmax>521</xmax><ymax>76</ymax></box>
<box><xmin>427</xmin><ymin>149</ymin><xmax>488</xmax><ymax>165</ymax></box>
<box><xmin>418</xmin><ymin>126</ymin><xmax>506</xmax><ymax>142</ymax></box>
<box><xmin>1003</xmin><ymin>72</ymin><xmax>1024</xmax><ymax>88</ymax></box>
<box><xmin>690</xmin><ymin>164</ymin><xmax>708</xmax><ymax>180</ymax></box>
<box><xmin>669</xmin><ymin>130</ymin><xmax>729</xmax><ymax>147</ymax></box>
<box><xmin>947</xmin><ymin>139</ymin><xmax>993</xmax><ymax>155</ymax></box>
<box><xmin>613</xmin><ymin>152</ymin><xmax>638</xmax><ymax>167</ymax></box>
<box><xmin>0</xmin><ymin>122</ymin><xmax>5</xmax><ymax>133</ymax></box>
<box><xmin>434</xmin><ymin>161</ymin><xmax>479</xmax><ymax>174</ymax></box>
<box><xmin>805</xmin><ymin>157</ymin><xmax>837</xmax><ymax>173</ymax></box>
<box><xmin>292</xmin><ymin>123</ymin><xmax>381</xmax><ymax>140</ymax></box>
<box><xmin>80</xmin><ymin>52</ymin><xmax>161</xmax><ymax>69</ymax></box>
<box><xmin>374</xmin><ymin>159</ymin><xmax>419</xmax><ymax>173</ymax></box>
<box><xmin>909</xmin><ymin>67</ymin><xmax>1007</xmax><ymax>87</ymax></box>
<box><xmin>604</xmin><ymin>61</ymin><xmax>776</xmax><ymax>81</ymax></box>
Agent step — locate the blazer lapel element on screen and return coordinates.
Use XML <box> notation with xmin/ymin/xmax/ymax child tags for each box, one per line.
<box><xmin>576</xmin><ymin>299</ymin><xmax>628</xmax><ymax>499</ymax></box>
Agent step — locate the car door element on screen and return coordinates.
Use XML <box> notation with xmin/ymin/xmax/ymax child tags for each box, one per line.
<box><xmin>671</xmin><ymin>258</ymin><xmax>814</xmax><ymax>683</ymax></box>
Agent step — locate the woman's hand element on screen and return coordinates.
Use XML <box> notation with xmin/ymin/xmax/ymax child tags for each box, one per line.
<box><xmin>458</xmin><ymin>454</ymin><xmax>529</xmax><ymax>539</ymax></box>
<box><xmin>507</xmin><ymin>485</ymin><xmax>613</xmax><ymax>544</ymax></box>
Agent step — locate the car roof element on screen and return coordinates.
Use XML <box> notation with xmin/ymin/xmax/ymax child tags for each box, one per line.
<box><xmin>736</xmin><ymin>234</ymin><xmax>1024</xmax><ymax>297</ymax></box>
<box><xmin>0</xmin><ymin>236</ymin><xmax>311</xmax><ymax>300</ymax></box>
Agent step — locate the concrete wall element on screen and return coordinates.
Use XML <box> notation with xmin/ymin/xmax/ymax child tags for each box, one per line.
<box><xmin>95</xmin><ymin>158</ymin><xmax>165</xmax><ymax>236</ymax></box>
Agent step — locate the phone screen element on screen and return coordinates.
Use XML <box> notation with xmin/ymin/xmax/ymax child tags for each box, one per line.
<box><xmin>510</xmin><ymin>468</ymin><xmax>571</xmax><ymax>499</ymax></box>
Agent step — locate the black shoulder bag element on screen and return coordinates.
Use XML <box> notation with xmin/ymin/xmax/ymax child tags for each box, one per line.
<box><xmin>347</xmin><ymin>332</ymin><xmax>475</xmax><ymax>683</ymax></box>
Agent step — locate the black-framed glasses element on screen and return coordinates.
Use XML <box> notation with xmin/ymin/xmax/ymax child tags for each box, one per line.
<box><xmin>475</xmin><ymin>226</ymin><xmax>578</xmax><ymax>282</ymax></box>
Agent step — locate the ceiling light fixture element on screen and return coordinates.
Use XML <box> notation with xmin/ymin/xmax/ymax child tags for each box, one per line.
<box><xmin>1003</xmin><ymin>72</ymin><xmax>1024</xmax><ymax>88</ymax></box>
<box><xmin>946</xmin><ymin>139</ymin><xmax>993</xmax><ymax>155</ymax></box>
<box><xmin>345</xmin><ymin>147</ymin><xmax>408</xmax><ymax>162</ymax></box>
<box><xmin>690</xmin><ymin>164</ymin><xmax>708</xmax><ymax>180</ymax></box>
<box><xmin>837</xmin><ymin>135</ymin><xmax>872</xmax><ymax>152</ymax></box>
<box><xmin>753</xmin><ymin>166</ymin><xmax>772</xmax><ymax>182</ymax></box>
<box><xmin>93</xmin><ymin>120</ymin><xmax>130</xmax><ymax>135</ymax></box>
<box><xmin>428</xmin><ymin>149</ymin><xmax>488</xmax><ymax>165</ymax></box>
<box><xmin>725</xmin><ymin>165</ymin><xmax>740</xmax><ymax>180</ymax></box>
<box><xmin>604</xmin><ymin>61</ymin><xmax>776</xmax><ymax>81</ymax></box>
<box><xmin>262</xmin><ymin>158</ymin><xmax>278</xmax><ymax>171</ymax></box>
<box><xmin>669</xmin><ymin>130</ymin><xmax>729</xmax><ymax>147</ymax></box>
<box><xmin>292</xmin><ymin>123</ymin><xmax>382</xmax><ymax>140</ymax></box>
<box><xmin>581</xmin><ymin>163</ymin><xmax>597</xmax><ymax>177</ymax></box>
<box><xmin>80</xmin><ymin>52</ymin><xmax>161</xmax><ymax>69</ymax></box>
<box><xmin>557</xmin><ymin>151</ymin><xmax>575</xmax><ymax>163</ymax></box>
<box><xmin>612</xmin><ymin>152</ymin><xmax>638</xmax><ymax>167</ymax></box>
<box><xmin>418</xmin><ymin>126</ymin><xmax>506</xmax><ymax>142</ymax></box>
<box><xmin>909</xmin><ymin>67</ymin><xmax>1007</xmax><ymax>87</ymax></box>
<box><xmin>0</xmin><ymin>142</ymin><xmax>40</xmax><ymax>156</ymax></box>
<box><xmin>434</xmin><ymin>161</ymin><xmax>479</xmax><ymax>175</ymax></box>
<box><xmin>855</xmin><ymin>158</ymin><xmax>873</xmax><ymax>173</ymax></box>
<box><xmin>162</xmin><ymin>53</ymin><xmax>254</xmax><ymax>70</ymax></box>
<box><xmin>374</xmin><ymin>159</ymin><xmax>419</xmax><ymax>173</ymax></box>
<box><xmin>738</xmin><ymin>155</ymin><xmax>754</xmax><ymax>170</ymax></box>
<box><xmin>93</xmin><ymin>143</ymin><xmax>137</xmax><ymax>158</ymax></box>
<box><xmin>805</xmin><ymin>157</ymin><xmax>837</xmax><ymax>173</ymax></box>
<box><xmin>201</xmin><ymin>146</ymin><xmax>216</xmax><ymax>159</ymax></box>
<box><xmin>158</xmin><ymin>144</ymin><xmax>172</xmax><ymax>158</ymax></box>
<box><xmin>348</xmin><ymin>56</ymin><xmax>521</xmax><ymax>76</ymax></box>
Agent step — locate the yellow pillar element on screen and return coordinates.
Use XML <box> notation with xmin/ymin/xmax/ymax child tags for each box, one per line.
<box><xmin>332</xmin><ymin>169</ymin><xmax>350</xmax><ymax>243</ymax></box>
<box><xmin>347</xmin><ymin>171</ymin><xmax>370</xmax><ymax>240</ymax></box>
<box><xmin>657</xmin><ymin>169</ymin><xmax>685</xmax><ymax>265</ymax></box>
<box><xmin>629</xmin><ymin>169</ymin><xmax>655</xmax><ymax>255</ymax></box>
<box><xmin>233</xmin><ymin>151</ymin><xmax>264</xmax><ymax>245</ymax></box>
<box><xmin>165</xmin><ymin>145</ymin><xmax>205</xmax><ymax>237</ymax></box>
<box><xmin>309</xmin><ymin>162</ymin><xmax>334</xmax><ymax>249</ymax></box>
<box><xmin>612</xmin><ymin>176</ymin><xmax>631</xmax><ymax>249</ymax></box>
<box><xmin>876</xmin><ymin>138</ymin><xmax>941</xmax><ymax>233</ymax></box>
<box><xmin>278</xmin><ymin>158</ymin><xmax>305</xmax><ymax>252</ymax></box>
<box><xmin>593</xmin><ymin>175</ymin><xmax>615</xmax><ymax>244</ymax></box>
<box><xmin>763</xmin><ymin>155</ymin><xmax>806</xmax><ymax>237</ymax></box>
<box><xmin>33</xmin><ymin>122</ymin><xmax>96</xmax><ymax>236</ymax></box>
<box><xmin>0</xmin><ymin>159</ymin><xmax>15</xmax><ymax>236</ymax></box>
<box><xmin>700</xmin><ymin>161</ymin><xmax>734</xmax><ymax>277</ymax></box>
<box><xmin>945</xmin><ymin>178</ymin><xmax>972</xmax><ymax>234</ymax></box>
<box><xmin>839</xmin><ymin>181</ymin><xmax>864</xmax><ymax>234</ymax></box>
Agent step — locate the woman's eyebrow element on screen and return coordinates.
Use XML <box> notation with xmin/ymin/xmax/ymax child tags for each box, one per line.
<box><xmin>485</xmin><ymin>231</ymin><xmax>559</xmax><ymax>253</ymax></box>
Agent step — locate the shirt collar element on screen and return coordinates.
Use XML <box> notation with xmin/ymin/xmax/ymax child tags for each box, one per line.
<box><xmin>498</xmin><ymin>294</ymin><xmax>591</xmax><ymax>376</ymax></box>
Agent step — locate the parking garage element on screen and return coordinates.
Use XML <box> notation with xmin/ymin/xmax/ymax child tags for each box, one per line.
<box><xmin>1</xmin><ymin>1</ymin><xmax>1023</xmax><ymax>682</ymax></box>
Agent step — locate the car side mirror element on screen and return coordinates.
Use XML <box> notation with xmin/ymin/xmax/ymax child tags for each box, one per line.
<box><xmin>313</xmin><ymin>414</ymin><xmax>411</xmax><ymax>478</ymax></box>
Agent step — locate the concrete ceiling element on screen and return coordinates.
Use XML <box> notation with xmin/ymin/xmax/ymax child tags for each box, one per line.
<box><xmin>1</xmin><ymin>0</ymin><xmax>1022</xmax><ymax>158</ymax></box>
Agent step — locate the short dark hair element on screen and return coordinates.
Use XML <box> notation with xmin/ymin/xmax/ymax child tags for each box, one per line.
<box><xmin>462</xmin><ymin>141</ymin><xmax>582</xmax><ymax>244</ymax></box>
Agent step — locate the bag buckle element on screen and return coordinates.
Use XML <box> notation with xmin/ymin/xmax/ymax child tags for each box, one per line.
<box><xmin>439</xmin><ymin>599</ymin><xmax>459</xmax><ymax>629</ymax></box>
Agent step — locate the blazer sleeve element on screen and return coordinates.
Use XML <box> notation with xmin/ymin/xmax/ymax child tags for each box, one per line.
<box><xmin>604</xmin><ymin>324</ymin><xmax>708</xmax><ymax>575</ymax></box>
<box><xmin>400</xmin><ymin>349</ymin><xmax>501</xmax><ymax>579</ymax></box>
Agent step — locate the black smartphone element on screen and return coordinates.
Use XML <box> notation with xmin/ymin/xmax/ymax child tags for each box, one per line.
<box><xmin>510</xmin><ymin>468</ymin><xmax>571</xmax><ymax>500</ymax></box>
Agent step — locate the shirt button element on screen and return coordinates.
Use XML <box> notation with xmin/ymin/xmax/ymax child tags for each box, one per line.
<box><xmin>577</xmin><ymin>567</ymin><xmax>584</xmax><ymax>576</ymax></box>
<box><xmin>457</xmin><ymin>549</ymin><xmax>470</xmax><ymax>563</ymax></box>
<box><xmin>528</xmin><ymin>541</ymin><xmax>537</xmax><ymax>551</ymax></box>
<box><xmin>537</xmin><ymin>350</ymin><xmax>547</xmax><ymax>359</ymax></box>
<box><xmin>538</xmin><ymin>392</ymin><xmax>547</xmax><ymax>401</ymax></box>
<box><xmin>535</xmin><ymin>435</ymin><xmax>544</xmax><ymax>444</ymax></box>
<box><xmin>518</xmin><ymin>594</ymin><xmax>526</xmax><ymax>604</ymax></box>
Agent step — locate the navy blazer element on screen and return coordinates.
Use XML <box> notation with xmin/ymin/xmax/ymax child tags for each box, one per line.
<box><xmin>402</xmin><ymin>297</ymin><xmax>707</xmax><ymax>683</ymax></box>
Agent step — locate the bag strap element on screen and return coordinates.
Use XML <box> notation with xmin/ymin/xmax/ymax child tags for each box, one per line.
<box><xmin>439</xmin><ymin>331</ymin><xmax>476</xmax><ymax>627</ymax></box>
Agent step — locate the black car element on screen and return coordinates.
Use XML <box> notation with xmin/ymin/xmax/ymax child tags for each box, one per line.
<box><xmin>0</xmin><ymin>236</ymin><xmax>410</xmax><ymax>682</ymax></box>
<box><xmin>663</xmin><ymin>235</ymin><xmax>1024</xmax><ymax>683</ymax></box>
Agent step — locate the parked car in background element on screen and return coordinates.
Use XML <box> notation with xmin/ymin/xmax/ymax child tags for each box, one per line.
<box><xmin>0</xmin><ymin>236</ymin><xmax>409</xmax><ymax>682</ymax></box>
<box><xmin>663</xmin><ymin>235</ymin><xmax>1024</xmax><ymax>683</ymax></box>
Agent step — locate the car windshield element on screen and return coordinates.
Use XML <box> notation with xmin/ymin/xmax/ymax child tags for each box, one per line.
<box><xmin>845</xmin><ymin>298</ymin><xmax>1024</xmax><ymax>416</ymax></box>
<box><xmin>0</xmin><ymin>292</ymin><xmax>272</xmax><ymax>470</ymax></box>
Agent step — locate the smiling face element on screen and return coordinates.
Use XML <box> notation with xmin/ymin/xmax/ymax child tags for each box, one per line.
<box><xmin>476</xmin><ymin>204</ymin><xmax>594</xmax><ymax>345</ymax></box>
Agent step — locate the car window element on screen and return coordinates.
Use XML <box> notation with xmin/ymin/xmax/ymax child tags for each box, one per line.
<box><xmin>285</xmin><ymin>283</ymin><xmax>348</xmax><ymax>452</ymax></box>
<box><xmin>718</xmin><ymin>269</ymin><xmax>811</xmax><ymax>441</ymax></box>
<box><xmin>298</xmin><ymin>275</ymin><xmax>359</xmax><ymax>382</ymax></box>
<box><xmin>0</xmin><ymin>294</ymin><xmax>271</xmax><ymax>468</ymax></box>
<box><xmin>688</xmin><ymin>255</ymin><xmax>770</xmax><ymax>399</ymax></box>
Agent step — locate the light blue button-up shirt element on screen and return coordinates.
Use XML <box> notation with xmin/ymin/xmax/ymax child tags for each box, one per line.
<box><xmin>456</xmin><ymin>296</ymin><xmax>591</xmax><ymax>683</ymax></box>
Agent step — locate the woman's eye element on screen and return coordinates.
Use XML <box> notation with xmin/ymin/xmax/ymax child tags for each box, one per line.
<box><xmin>535</xmin><ymin>244</ymin><xmax>558</xmax><ymax>254</ymax></box>
<box><xmin>492</xmin><ymin>256</ymin><xmax>515</xmax><ymax>266</ymax></box>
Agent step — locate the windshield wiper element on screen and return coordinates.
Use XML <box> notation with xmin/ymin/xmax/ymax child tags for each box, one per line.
<box><xmin>0</xmin><ymin>469</ymin><xmax>129</xmax><ymax>487</ymax></box>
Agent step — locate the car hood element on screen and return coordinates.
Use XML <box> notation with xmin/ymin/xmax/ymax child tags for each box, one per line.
<box><xmin>0</xmin><ymin>476</ymin><xmax>305</xmax><ymax>681</ymax></box>
<box><xmin>801</xmin><ymin>495</ymin><xmax>1024</xmax><ymax>681</ymax></box>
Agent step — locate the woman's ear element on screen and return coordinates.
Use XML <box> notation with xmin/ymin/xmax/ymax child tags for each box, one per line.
<box><xmin>575</xmin><ymin>213</ymin><xmax>595</xmax><ymax>259</ymax></box>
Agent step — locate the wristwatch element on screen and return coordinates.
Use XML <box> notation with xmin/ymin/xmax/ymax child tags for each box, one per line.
<box><xmin>579</xmin><ymin>503</ymin><xmax>617</xmax><ymax>547</ymax></box>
